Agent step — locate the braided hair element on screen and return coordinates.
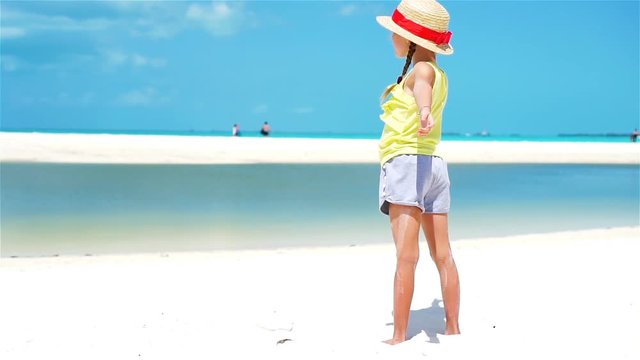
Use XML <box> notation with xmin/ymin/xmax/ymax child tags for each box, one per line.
<box><xmin>380</xmin><ymin>42</ymin><xmax>417</xmax><ymax>103</ymax></box>
<box><xmin>397</xmin><ymin>42</ymin><xmax>417</xmax><ymax>84</ymax></box>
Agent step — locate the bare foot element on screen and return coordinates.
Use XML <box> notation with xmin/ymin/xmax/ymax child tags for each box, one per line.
<box><xmin>383</xmin><ymin>338</ymin><xmax>406</xmax><ymax>345</ymax></box>
<box><xmin>444</xmin><ymin>328</ymin><xmax>461</xmax><ymax>335</ymax></box>
<box><xmin>444</xmin><ymin>319</ymin><xmax>460</xmax><ymax>335</ymax></box>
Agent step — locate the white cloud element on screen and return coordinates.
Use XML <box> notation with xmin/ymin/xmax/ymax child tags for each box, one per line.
<box><xmin>339</xmin><ymin>5</ymin><xmax>357</xmax><ymax>16</ymax></box>
<box><xmin>2</xmin><ymin>2</ymin><xmax>258</xmax><ymax>40</ymax></box>
<box><xmin>117</xmin><ymin>87</ymin><xmax>167</xmax><ymax>106</ymax></box>
<box><xmin>186</xmin><ymin>1</ymin><xmax>253</xmax><ymax>36</ymax></box>
<box><xmin>105</xmin><ymin>50</ymin><xmax>128</xmax><ymax>67</ymax></box>
<box><xmin>102</xmin><ymin>50</ymin><xmax>166</xmax><ymax>69</ymax></box>
<box><xmin>2</xmin><ymin>48</ymin><xmax>164</xmax><ymax>74</ymax></box>
<box><xmin>292</xmin><ymin>107</ymin><xmax>314</xmax><ymax>114</ymax></box>
<box><xmin>123</xmin><ymin>3</ymin><xmax>189</xmax><ymax>39</ymax></box>
<box><xmin>0</xmin><ymin>26</ymin><xmax>26</xmax><ymax>39</ymax></box>
<box><xmin>2</xmin><ymin>4</ymin><xmax>173</xmax><ymax>39</ymax></box>
<box><xmin>1</xmin><ymin>55</ymin><xmax>21</xmax><ymax>72</ymax></box>
<box><xmin>2</xmin><ymin>8</ymin><xmax>112</xmax><ymax>33</ymax></box>
<box><xmin>39</xmin><ymin>54</ymin><xmax>95</xmax><ymax>72</ymax></box>
<box><xmin>2</xmin><ymin>53</ymin><xmax>95</xmax><ymax>74</ymax></box>
<box><xmin>131</xmin><ymin>18</ymin><xmax>182</xmax><ymax>39</ymax></box>
<box><xmin>16</xmin><ymin>91</ymin><xmax>96</xmax><ymax>106</ymax></box>
<box><xmin>131</xmin><ymin>54</ymin><xmax>167</xmax><ymax>68</ymax></box>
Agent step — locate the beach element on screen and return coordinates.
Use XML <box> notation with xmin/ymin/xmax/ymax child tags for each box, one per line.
<box><xmin>1</xmin><ymin>227</ymin><xmax>639</xmax><ymax>359</ymax></box>
<box><xmin>1</xmin><ymin>131</ymin><xmax>639</xmax><ymax>359</ymax></box>
<box><xmin>2</xmin><ymin>0</ymin><xmax>638</xmax><ymax>356</ymax></box>
<box><xmin>1</xmin><ymin>131</ymin><xmax>639</xmax><ymax>164</ymax></box>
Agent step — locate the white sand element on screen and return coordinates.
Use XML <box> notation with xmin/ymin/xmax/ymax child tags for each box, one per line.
<box><xmin>1</xmin><ymin>227</ymin><xmax>639</xmax><ymax>359</ymax></box>
<box><xmin>1</xmin><ymin>132</ymin><xmax>639</xmax><ymax>164</ymax></box>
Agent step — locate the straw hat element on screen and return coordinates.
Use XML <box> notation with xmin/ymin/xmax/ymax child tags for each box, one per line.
<box><xmin>376</xmin><ymin>0</ymin><xmax>454</xmax><ymax>55</ymax></box>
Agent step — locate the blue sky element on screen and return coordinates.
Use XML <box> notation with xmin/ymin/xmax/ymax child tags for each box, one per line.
<box><xmin>1</xmin><ymin>0</ymin><xmax>638</xmax><ymax>136</ymax></box>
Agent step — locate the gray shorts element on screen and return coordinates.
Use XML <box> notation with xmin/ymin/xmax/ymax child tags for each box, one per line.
<box><xmin>379</xmin><ymin>154</ymin><xmax>451</xmax><ymax>215</ymax></box>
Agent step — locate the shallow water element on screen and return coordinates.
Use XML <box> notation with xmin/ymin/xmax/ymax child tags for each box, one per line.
<box><xmin>1</xmin><ymin>163</ymin><xmax>638</xmax><ymax>257</ymax></box>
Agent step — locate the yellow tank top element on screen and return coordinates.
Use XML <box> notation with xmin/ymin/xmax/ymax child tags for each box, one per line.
<box><xmin>378</xmin><ymin>61</ymin><xmax>448</xmax><ymax>165</ymax></box>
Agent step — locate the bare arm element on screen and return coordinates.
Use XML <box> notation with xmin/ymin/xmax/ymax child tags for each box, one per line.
<box><xmin>408</xmin><ymin>62</ymin><xmax>436</xmax><ymax>136</ymax></box>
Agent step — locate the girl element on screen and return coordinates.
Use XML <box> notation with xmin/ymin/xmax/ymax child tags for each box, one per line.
<box><xmin>376</xmin><ymin>0</ymin><xmax>460</xmax><ymax>345</ymax></box>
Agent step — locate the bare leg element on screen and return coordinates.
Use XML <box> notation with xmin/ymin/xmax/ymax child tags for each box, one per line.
<box><xmin>421</xmin><ymin>213</ymin><xmax>460</xmax><ymax>335</ymax></box>
<box><xmin>384</xmin><ymin>204</ymin><xmax>422</xmax><ymax>345</ymax></box>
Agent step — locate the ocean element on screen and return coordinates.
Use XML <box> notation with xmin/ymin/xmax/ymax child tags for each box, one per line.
<box><xmin>1</xmin><ymin>163</ymin><xmax>638</xmax><ymax>257</ymax></box>
<box><xmin>1</xmin><ymin>128</ymin><xmax>636</xmax><ymax>143</ymax></box>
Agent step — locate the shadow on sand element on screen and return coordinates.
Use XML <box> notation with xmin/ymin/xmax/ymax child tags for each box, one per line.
<box><xmin>386</xmin><ymin>298</ymin><xmax>446</xmax><ymax>343</ymax></box>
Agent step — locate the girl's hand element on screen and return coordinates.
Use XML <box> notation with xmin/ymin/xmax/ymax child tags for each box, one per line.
<box><xmin>418</xmin><ymin>109</ymin><xmax>435</xmax><ymax>136</ymax></box>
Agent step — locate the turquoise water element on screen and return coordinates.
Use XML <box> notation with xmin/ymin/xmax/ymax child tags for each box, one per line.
<box><xmin>1</xmin><ymin>128</ymin><xmax>636</xmax><ymax>142</ymax></box>
<box><xmin>1</xmin><ymin>163</ymin><xmax>638</xmax><ymax>257</ymax></box>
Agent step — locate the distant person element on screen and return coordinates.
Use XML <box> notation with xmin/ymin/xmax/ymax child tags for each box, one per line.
<box><xmin>631</xmin><ymin>128</ymin><xmax>639</xmax><ymax>142</ymax></box>
<box><xmin>260</xmin><ymin>121</ymin><xmax>271</xmax><ymax>136</ymax></box>
<box><xmin>232</xmin><ymin>124</ymin><xmax>240</xmax><ymax>137</ymax></box>
<box><xmin>376</xmin><ymin>0</ymin><xmax>460</xmax><ymax>345</ymax></box>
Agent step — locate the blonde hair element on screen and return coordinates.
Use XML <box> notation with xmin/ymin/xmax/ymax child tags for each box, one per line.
<box><xmin>380</xmin><ymin>42</ymin><xmax>417</xmax><ymax>103</ymax></box>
